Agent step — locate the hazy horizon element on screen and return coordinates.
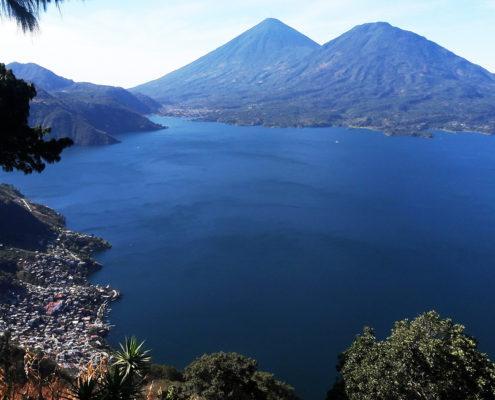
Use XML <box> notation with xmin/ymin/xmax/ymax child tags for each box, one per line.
<box><xmin>1</xmin><ymin>0</ymin><xmax>494</xmax><ymax>88</ymax></box>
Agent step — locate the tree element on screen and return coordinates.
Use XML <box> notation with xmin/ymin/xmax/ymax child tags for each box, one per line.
<box><xmin>252</xmin><ymin>371</ymin><xmax>299</xmax><ymax>400</ymax></box>
<box><xmin>0</xmin><ymin>63</ymin><xmax>73</xmax><ymax>174</ymax></box>
<box><xmin>177</xmin><ymin>352</ymin><xmax>298</xmax><ymax>400</ymax></box>
<box><xmin>182</xmin><ymin>352</ymin><xmax>262</xmax><ymax>400</ymax></box>
<box><xmin>0</xmin><ymin>0</ymin><xmax>64</xmax><ymax>32</ymax></box>
<box><xmin>326</xmin><ymin>311</ymin><xmax>495</xmax><ymax>400</ymax></box>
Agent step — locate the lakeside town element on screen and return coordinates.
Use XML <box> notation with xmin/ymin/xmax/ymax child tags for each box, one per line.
<box><xmin>0</xmin><ymin>185</ymin><xmax>119</xmax><ymax>371</ymax></box>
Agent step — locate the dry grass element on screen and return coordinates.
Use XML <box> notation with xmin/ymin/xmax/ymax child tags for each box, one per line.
<box><xmin>0</xmin><ymin>350</ymin><xmax>68</xmax><ymax>400</ymax></box>
<box><xmin>0</xmin><ymin>353</ymin><xmax>188</xmax><ymax>400</ymax></box>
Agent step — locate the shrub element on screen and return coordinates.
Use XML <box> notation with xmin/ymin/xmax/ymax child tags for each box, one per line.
<box><xmin>326</xmin><ymin>311</ymin><xmax>495</xmax><ymax>400</ymax></box>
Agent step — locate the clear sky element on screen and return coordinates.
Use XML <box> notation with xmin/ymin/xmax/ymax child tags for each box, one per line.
<box><xmin>1</xmin><ymin>0</ymin><xmax>494</xmax><ymax>88</ymax></box>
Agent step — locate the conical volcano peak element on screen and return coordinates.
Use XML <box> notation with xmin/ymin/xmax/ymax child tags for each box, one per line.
<box><xmin>259</xmin><ymin>17</ymin><xmax>284</xmax><ymax>25</ymax></box>
<box><xmin>255</xmin><ymin>17</ymin><xmax>287</xmax><ymax>29</ymax></box>
<box><xmin>132</xmin><ymin>18</ymin><xmax>320</xmax><ymax>102</ymax></box>
<box><xmin>324</xmin><ymin>21</ymin><xmax>414</xmax><ymax>45</ymax></box>
<box><xmin>132</xmin><ymin>20</ymin><xmax>495</xmax><ymax>138</ymax></box>
<box><xmin>357</xmin><ymin>21</ymin><xmax>393</xmax><ymax>30</ymax></box>
<box><xmin>237</xmin><ymin>17</ymin><xmax>319</xmax><ymax>49</ymax></box>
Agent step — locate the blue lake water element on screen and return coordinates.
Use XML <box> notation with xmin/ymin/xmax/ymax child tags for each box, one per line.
<box><xmin>3</xmin><ymin>116</ymin><xmax>495</xmax><ymax>399</ymax></box>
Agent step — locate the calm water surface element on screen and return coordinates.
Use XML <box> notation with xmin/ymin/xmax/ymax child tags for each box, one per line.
<box><xmin>3</xmin><ymin>116</ymin><xmax>495</xmax><ymax>399</ymax></box>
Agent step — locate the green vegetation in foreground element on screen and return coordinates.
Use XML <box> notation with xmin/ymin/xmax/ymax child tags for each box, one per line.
<box><xmin>0</xmin><ymin>334</ymin><xmax>298</xmax><ymax>400</ymax></box>
<box><xmin>0</xmin><ymin>63</ymin><xmax>73</xmax><ymax>174</ymax></box>
<box><xmin>1</xmin><ymin>1</ymin><xmax>75</xmax><ymax>173</ymax></box>
<box><xmin>326</xmin><ymin>311</ymin><xmax>495</xmax><ymax>400</ymax></box>
<box><xmin>2</xmin><ymin>311</ymin><xmax>495</xmax><ymax>399</ymax></box>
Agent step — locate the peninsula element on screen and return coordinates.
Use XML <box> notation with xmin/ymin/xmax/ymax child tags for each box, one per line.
<box><xmin>0</xmin><ymin>184</ymin><xmax>118</xmax><ymax>370</ymax></box>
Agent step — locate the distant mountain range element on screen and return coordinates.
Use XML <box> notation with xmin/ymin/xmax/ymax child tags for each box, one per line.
<box><xmin>8</xmin><ymin>62</ymin><xmax>163</xmax><ymax>145</ymax></box>
<box><xmin>133</xmin><ymin>19</ymin><xmax>495</xmax><ymax>136</ymax></box>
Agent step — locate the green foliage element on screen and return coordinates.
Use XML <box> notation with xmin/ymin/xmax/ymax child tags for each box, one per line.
<box><xmin>252</xmin><ymin>371</ymin><xmax>298</xmax><ymax>400</ymax></box>
<box><xmin>113</xmin><ymin>337</ymin><xmax>151</xmax><ymax>380</ymax></box>
<box><xmin>177</xmin><ymin>352</ymin><xmax>298</xmax><ymax>400</ymax></box>
<box><xmin>69</xmin><ymin>338</ymin><xmax>151</xmax><ymax>400</ymax></box>
<box><xmin>0</xmin><ymin>63</ymin><xmax>73</xmax><ymax>173</ymax></box>
<box><xmin>164</xmin><ymin>386</ymin><xmax>179</xmax><ymax>400</ymax></box>
<box><xmin>182</xmin><ymin>352</ymin><xmax>260</xmax><ymax>400</ymax></box>
<box><xmin>148</xmin><ymin>364</ymin><xmax>183</xmax><ymax>382</ymax></box>
<box><xmin>98</xmin><ymin>366</ymin><xmax>143</xmax><ymax>400</ymax></box>
<box><xmin>326</xmin><ymin>311</ymin><xmax>495</xmax><ymax>400</ymax></box>
<box><xmin>71</xmin><ymin>375</ymin><xmax>100</xmax><ymax>400</ymax></box>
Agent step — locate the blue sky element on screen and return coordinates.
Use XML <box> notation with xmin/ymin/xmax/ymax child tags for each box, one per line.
<box><xmin>1</xmin><ymin>0</ymin><xmax>494</xmax><ymax>87</ymax></box>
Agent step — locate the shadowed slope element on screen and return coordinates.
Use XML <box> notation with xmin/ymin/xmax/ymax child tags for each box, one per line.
<box><xmin>8</xmin><ymin>63</ymin><xmax>163</xmax><ymax>145</ymax></box>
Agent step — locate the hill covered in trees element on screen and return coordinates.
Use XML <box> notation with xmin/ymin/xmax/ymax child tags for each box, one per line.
<box><xmin>7</xmin><ymin>63</ymin><xmax>163</xmax><ymax>146</ymax></box>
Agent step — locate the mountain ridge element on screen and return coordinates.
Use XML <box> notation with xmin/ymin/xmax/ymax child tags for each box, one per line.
<box><xmin>132</xmin><ymin>19</ymin><xmax>495</xmax><ymax>136</ymax></box>
<box><xmin>7</xmin><ymin>62</ymin><xmax>75</xmax><ymax>91</ymax></box>
<box><xmin>8</xmin><ymin>62</ymin><xmax>163</xmax><ymax>146</ymax></box>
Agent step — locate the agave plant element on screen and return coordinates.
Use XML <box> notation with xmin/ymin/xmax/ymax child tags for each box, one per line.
<box><xmin>65</xmin><ymin>339</ymin><xmax>151</xmax><ymax>400</ymax></box>
<box><xmin>69</xmin><ymin>363</ymin><xmax>101</xmax><ymax>400</ymax></box>
<box><xmin>70</xmin><ymin>378</ymin><xmax>99</xmax><ymax>400</ymax></box>
<box><xmin>99</xmin><ymin>366</ymin><xmax>145</xmax><ymax>400</ymax></box>
<box><xmin>113</xmin><ymin>337</ymin><xmax>151</xmax><ymax>380</ymax></box>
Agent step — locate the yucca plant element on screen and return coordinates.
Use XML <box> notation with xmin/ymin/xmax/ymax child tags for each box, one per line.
<box><xmin>94</xmin><ymin>338</ymin><xmax>151</xmax><ymax>400</ymax></box>
<box><xmin>99</xmin><ymin>366</ymin><xmax>144</xmax><ymax>400</ymax></box>
<box><xmin>3</xmin><ymin>338</ymin><xmax>152</xmax><ymax>400</ymax></box>
<box><xmin>69</xmin><ymin>372</ymin><xmax>100</xmax><ymax>400</ymax></box>
<box><xmin>113</xmin><ymin>338</ymin><xmax>151</xmax><ymax>380</ymax></box>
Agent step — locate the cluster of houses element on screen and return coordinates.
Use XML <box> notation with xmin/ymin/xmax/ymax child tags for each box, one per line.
<box><xmin>0</xmin><ymin>229</ymin><xmax>119</xmax><ymax>370</ymax></box>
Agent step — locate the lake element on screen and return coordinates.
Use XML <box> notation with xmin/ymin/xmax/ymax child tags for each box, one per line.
<box><xmin>3</xmin><ymin>116</ymin><xmax>495</xmax><ymax>399</ymax></box>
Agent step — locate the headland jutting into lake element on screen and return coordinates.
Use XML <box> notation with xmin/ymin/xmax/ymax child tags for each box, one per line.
<box><xmin>0</xmin><ymin>184</ymin><xmax>119</xmax><ymax>371</ymax></box>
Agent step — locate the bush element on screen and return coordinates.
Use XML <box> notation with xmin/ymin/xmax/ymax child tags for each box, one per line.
<box><xmin>174</xmin><ymin>352</ymin><xmax>298</xmax><ymax>400</ymax></box>
<box><xmin>148</xmin><ymin>363</ymin><xmax>183</xmax><ymax>382</ymax></box>
<box><xmin>326</xmin><ymin>311</ymin><xmax>495</xmax><ymax>400</ymax></box>
<box><xmin>253</xmin><ymin>371</ymin><xmax>298</xmax><ymax>400</ymax></box>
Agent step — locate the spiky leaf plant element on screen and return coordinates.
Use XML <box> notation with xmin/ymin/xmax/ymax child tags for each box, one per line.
<box><xmin>113</xmin><ymin>337</ymin><xmax>151</xmax><ymax>380</ymax></box>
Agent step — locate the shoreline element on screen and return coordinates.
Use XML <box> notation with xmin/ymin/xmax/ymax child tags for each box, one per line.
<box><xmin>0</xmin><ymin>185</ymin><xmax>119</xmax><ymax>371</ymax></box>
<box><xmin>157</xmin><ymin>108</ymin><xmax>493</xmax><ymax>137</ymax></box>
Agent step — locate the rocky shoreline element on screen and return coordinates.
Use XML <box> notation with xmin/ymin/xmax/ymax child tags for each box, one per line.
<box><xmin>0</xmin><ymin>184</ymin><xmax>119</xmax><ymax>371</ymax></box>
